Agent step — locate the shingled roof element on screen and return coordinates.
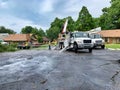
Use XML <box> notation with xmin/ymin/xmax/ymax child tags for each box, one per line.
<box><xmin>4</xmin><ymin>34</ymin><xmax>31</xmax><ymax>42</ymax></box>
<box><xmin>99</xmin><ymin>30</ymin><xmax>120</xmax><ymax>37</ymax></box>
<box><xmin>42</xmin><ymin>37</ymin><xmax>50</xmax><ymax>41</ymax></box>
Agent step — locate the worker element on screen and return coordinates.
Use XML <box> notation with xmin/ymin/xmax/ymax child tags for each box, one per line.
<box><xmin>48</xmin><ymin>41</ymin><xmax>51</xmax><ymax>50</ymax></box>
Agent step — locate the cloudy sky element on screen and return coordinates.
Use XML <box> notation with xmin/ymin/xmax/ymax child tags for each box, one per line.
<box><xmin>0</xmin><ymin>0</ymin><xmax>111</xmax><ymax>33</ymax></box>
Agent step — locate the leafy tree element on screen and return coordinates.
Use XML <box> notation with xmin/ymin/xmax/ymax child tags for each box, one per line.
<box><xmin>37</xmin><ymin>36</ymin><xmax>43</xmax><ymax>43</ymax></box>
<box><xmin>46</xmin><ymin>26</ymin><xmax>60</xmax><ymax>41</ymax></box>
<box><xmin>32</xmin><ymin>27</ymin><xmax>39</xmax><ymax>35</ymax></box>
<box><xmin>46</xmin><ymin>17</ymin><xmax>65</xmax><ymax>41</ymax></box>
<box><xmin>0</xmin><ymin>26</ymin><xmax>16</xmax><ymax>34</ymax></box>
<box><xmin>46</xmin><ymin>16</ymin><xmax>76</xmax><ymax>40</ymax></box>
<box><xmin>50</xmin><ymin>17</ymin><xmax>64</xmax><ymax>30</ymax></box>
<box><xmin>93</xmin><ymin>18</ymin><xmax>100</xmax><ymax>28</ymax></box>
<box><xmin>109</xmin><ymin>0</ymin><xmax>120</xmax><ymax>29</ymax></box>
<box><xmin>38</xmin><ymin>28</ymin><xmax>46</xmax><ymax>37</ymax></box>
<box><xmin>21</xmin><ymin>26</ymin><xmax>46</xmax><ymax>43</ymax></box>
<box><xmin>37</xmin><ymin>28</ymin><xmax>46</xmax><ymax>42</ymax></box>
<box><xmin>99</xmin><ymin>7</ymin><xmax>113</xmax><ymax>29</ymax></box>
<box><xmin>99</xmin><ymin>0</ymin><xmax>120</xmax><ymax>29</ymax></box>
<box><xmin>67</xmin><ymin>16</ymin><xmax>75</xmax><ymax>32</ymax></box>
<box><xmin>76</xmin><ymin>6</ymin><xmax>95</xmax><ymax>31</ymax></box>
<box><xmin>21</xmin><ymin>26</ymin><xmax>34</xmax><ymax>34</ymax></box>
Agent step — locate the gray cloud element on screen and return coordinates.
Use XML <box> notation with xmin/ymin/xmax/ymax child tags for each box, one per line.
<box><xmin>0</xmin><ymin>0</ymin><xmax>110</xmax><ymax>33</ymax></box>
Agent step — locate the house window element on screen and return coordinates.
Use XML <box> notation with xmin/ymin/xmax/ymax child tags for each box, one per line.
<box><xmin>105</xmin><ymin>38</ymin><xmax>109</xmax><ymax>43</ymax></box>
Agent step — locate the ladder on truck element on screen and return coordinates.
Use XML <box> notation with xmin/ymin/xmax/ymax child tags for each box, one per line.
<box><xmin>56</xmin><ymin>19</ymin><xmax>70</xmax><ymax>52</ymax></box>
<box><xmin>59</xmin><ymin>33</ymin><xmax>70</xmax><ymax>52</ymax></box>
<box><xmin>87</xmin><ymin>27</ymin><xmax>101</xmax><ymax>34</ymax></box>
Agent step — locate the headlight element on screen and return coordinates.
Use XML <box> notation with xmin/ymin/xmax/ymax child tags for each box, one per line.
<box><xmin>76</xmin><ymin>41</ymin><xmax>82</xmax><ymax>43</ymax></box>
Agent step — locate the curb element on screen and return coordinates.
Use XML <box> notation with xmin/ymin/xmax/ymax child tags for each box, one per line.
<box><xmin>107</xmin><ymin>48</ymin><xmax>120</xmax><ymax>50</ymax></box>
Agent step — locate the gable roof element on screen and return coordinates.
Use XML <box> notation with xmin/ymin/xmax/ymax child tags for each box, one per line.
<box><xmin>42</xmin><ymin>37</ymin><xmax>50</xmax><ymax>41</ymax></box>
<box><xmin>4</xmin><ymin>34</ymin><xmax>31</xmax><ymax>42</ymax></box>
<box><xmin>98</xmin><ymin>30</ymin><xmax>120</xmax><ymax>37</ymax></box>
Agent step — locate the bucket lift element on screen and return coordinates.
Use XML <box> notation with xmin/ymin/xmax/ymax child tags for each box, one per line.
<box><xmin>87</xmin><ymin>27</ymin><xmax>101</xmax><ymax>34</ymax></box>
<box><xmin>57</xmin><ymin>19</ymin><xmax>71</xmax><ymax>52</ymax></box>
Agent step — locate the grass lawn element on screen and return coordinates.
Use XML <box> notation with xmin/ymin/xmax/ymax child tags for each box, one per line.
<box><xmin>33</xmin><ymin>44</ymin><xmax>49</xmax><ymax>50</ymax></box>
<box><xmin>105</xmin><ymin>44</ymin><xmax>120</xmax><ymax>49</ymax></box>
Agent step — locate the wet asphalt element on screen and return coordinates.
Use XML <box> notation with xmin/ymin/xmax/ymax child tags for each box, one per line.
<box><xmin>0</xmin><ymin>49</ymin><xmax>120</xmax><ymax>90</ymax></box>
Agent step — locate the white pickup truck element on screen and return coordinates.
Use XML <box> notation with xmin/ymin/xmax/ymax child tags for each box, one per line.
<box><xmin>67</xmin><ymin>31</ymin><xmax>93</xmax><ymax>53</ymax></box>
<box><xmin>89</xmin><ymin>33</ymin><xmax>105</xmax><ymax>49</ymax></box>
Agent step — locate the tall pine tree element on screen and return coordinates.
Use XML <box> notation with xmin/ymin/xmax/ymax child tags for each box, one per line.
<box><xmin>76</xmin><ymin>6</ymin><xmax>95</xmax><ymax>31</ymax></box>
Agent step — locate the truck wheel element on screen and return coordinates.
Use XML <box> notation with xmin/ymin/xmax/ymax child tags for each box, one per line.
<box><xmin>93</xmin><ymin>45</ymin><xmax>96</xmax><ymax>49</ymax></box>
<box><xmin>89</xmin><ymin>48</ymin><xmax>92</xmax><ymax>53</ymax></box>
<box><xmin>73</xmin><ymin>43</ymin><xmax>78</xmax><ymax>53</ymax></box>
<box><xmin>101</xmin><ymin>45</ymin><xmax>105</xmax><ymax>49</ymax></box>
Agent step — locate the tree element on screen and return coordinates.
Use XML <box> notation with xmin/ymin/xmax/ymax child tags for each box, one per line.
<box><xmin>32</xmin><ymin>27</ymin><xmax>39</xmax><ymax>35</ymax></box>
<box><xmin>37</xmin><ymin>28</ymin><xmax>46</xmax><ymax>43</ymax></box>
<box><xmin>38</xmin><ymin>28</ymin><xmax>46</xmax><ymax>37</ymax></box>
<box><xmin>67</xmin><ymin>16</ymin><xmax>75</xmax><ymax>32</ymax></box>
<box><xmin>93</xmin><ymin>18</ymin><xmax>100</xmax><ymax>28</ymax></box>
<box><xmin>46</xmin><ymin>26</ymin><xmax>60</xmax><ymax>41</ymax></box>
<box><xmin>76</xmin><ymin>6</ymin><xmax>95</xmax><ymax>31</ymax></box>
<box><xmin>21</xmin><ymin>26</ymin><xmax>46</xmax><ymax>43</ymax></box>
<box><xmin>46</xmin><ymin>16</ymin><xmax>76</xmax><ymax>40</ymax></box>
<box><xmin>46</xmin><ymin>17</ymin><xmax>65</xmax><ymax>41</ymax></box>
<box><xmin>37</xmin><ymin>36</ymin><xmax>43</xmax><ymax>43</ymax></box>
<box><xmin>0</xmin><ymin>26</ymin><xmax>16</xmax><ymax>34</ymax></box>
<box><xmin>109</xmin><ymin>0</ymin><xmax>120</xmax><ymax>29</ymax></box>
<box><xmin>21</xmin><ymin>26</ymin><xmax>34</xmax><ymax>34</ymax></box>
<box><xmin>99</xmin><ymin>0</ymin><xmax>120</xmax><ymax>29</ymax></box>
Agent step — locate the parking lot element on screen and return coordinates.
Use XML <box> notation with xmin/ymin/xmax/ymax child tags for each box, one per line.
<box><xmin>0</xmin><ymin>49</ymin><xmax>120</xmax><ymax>90</ymax></box>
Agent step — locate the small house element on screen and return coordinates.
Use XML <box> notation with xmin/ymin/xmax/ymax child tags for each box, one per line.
<box><xmin>4</xmin><ymin>34</ymin><xmax>38</xmax><ymax>45</ymax></box>
<box><xmin>99</xmin><ymin>30</ymin><xmax>120</xmax><ymax>44</ymax></box>
<box><xmin>0</xmin><ymin>33</ymin><xmax>9</xmax><ymax>42</ymax></box>
<box><xmin>42</xmin><ymin>37</ymin><xmax>50</xmax><ymax>44</ymax></box>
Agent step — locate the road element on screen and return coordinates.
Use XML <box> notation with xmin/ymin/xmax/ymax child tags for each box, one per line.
<box><xmin>0</xmin><ymin>49</ymin><xmax>120</xmax><ymax>90</ymax></box>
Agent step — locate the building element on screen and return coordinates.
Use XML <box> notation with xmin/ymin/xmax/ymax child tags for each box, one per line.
<box><xmin>0</xmin><ymin>33</ymin><xmax>9</xmax><ymax>42</ymax></box>
<box><xmin>4</xmin><ymin>34</ymin><xmax>38</xmax><ymax>44</ymax></box>
<box><xmin>99</xmin><ymin>30</ymin><xmax>120</xmax><ymax>44</ymax></box>
<box><xmin>42</xmin><ymin>37</ymin><xmax>50</xmax><ymax>44</ymax></box>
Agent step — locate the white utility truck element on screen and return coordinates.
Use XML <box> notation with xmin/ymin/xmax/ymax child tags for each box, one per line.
<box><xmin>87</xmin><ymin>27</ymin><xmax>105</xmax><ymax>49</ymax></box>
<box><xmin>58</xmin><ymin>19</ymin><xmax>94</xmax><ymax>53</ymax></box>
<box><xmin>89</xmin><ymin>33</ymin><xmax>105</xmax><ymax>49</ymax></box>
<box><xmin>69</xmin><ymin>31</ymin><xmax>93</xmax><ymax>53</ymax></box>
<box><xmin>61</xmin><ymin>31</ymin><xmax>93</xmax><ymax>53</ymax></box>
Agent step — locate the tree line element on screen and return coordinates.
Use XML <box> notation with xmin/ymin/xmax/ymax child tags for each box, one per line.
<box><xmin>0</xmin><ymin>0</ymin><xmax>120</xmax><ymax>41</ymax></box>
<box><xmin>0</xmin><ymin>26</ymin><xmax>16</xmax><ymax>34</ymax></box>
<box><xmin>46</xmin><ymin>0</ymin><xmax>120</xmax><ymax>40</ymax></box>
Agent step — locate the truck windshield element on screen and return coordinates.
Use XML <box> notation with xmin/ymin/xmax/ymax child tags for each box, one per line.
<box><xmin>90</xmin><ymin>34</ymin><xmax>101</xmax><ymax>39</ymax></box>
<box><xmin>75</xmin><ymin>32</ymin><xmax>88</xmax><ymax>38</ymax></box>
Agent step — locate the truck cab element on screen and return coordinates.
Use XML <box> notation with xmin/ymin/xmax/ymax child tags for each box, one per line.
<box><xmin>69</xmin><ymin>31</ymin><xmax>93</xmax><ymax>53</ymax></box>
<box><xmin>89</xmin><ymin>33</ymin><xmax>105</xmax><ymax>49</ymax></box>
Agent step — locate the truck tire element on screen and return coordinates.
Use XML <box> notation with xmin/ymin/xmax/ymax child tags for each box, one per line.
<box><xmin>93</xmin><ymin>45</ymin><xmax>96</xmax><ymax>49</ymax></box>
<box><xmin>73</xmin><ymin>43</ymin><xmax>78</xmax><ymax>53</ymax></box>
<box><xmin>101</xmin><ymin>45</ymin><xmax>105</xmax><ymax>49</ymax></box>
<box><xmin>89</xmin><ymin>48</ymin><xmax>92</xmax><ymax>53</ymax></box>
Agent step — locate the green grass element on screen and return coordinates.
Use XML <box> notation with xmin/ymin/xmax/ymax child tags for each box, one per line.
<box><xmin>105</xmin><ymin>44</ymin><xmax>120</xmax><ymax>49</ymax></box>
<box><xmin>33</xmin><ymin>44</ymin><xmax>49</xmax><ymax>50</ymax></box>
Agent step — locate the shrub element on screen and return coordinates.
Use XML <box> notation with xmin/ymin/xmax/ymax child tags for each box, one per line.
<box><xmin>0</xmin><ymin>43</ymin><xmax>17</xmax><ymax>52</ymax></box>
